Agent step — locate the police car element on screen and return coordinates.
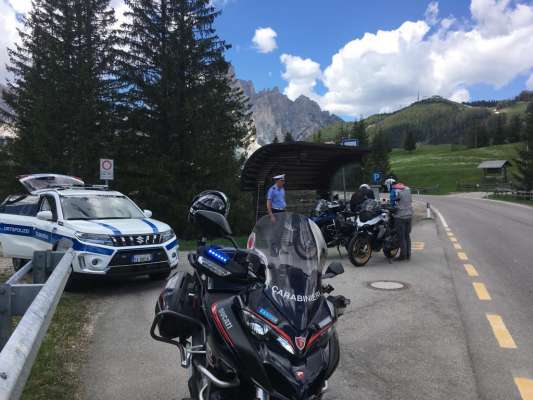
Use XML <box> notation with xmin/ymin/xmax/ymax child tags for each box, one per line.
<box><xmin>0</xmin><ymin>174</ymin><xmax>179</xmax><ymax>279</ymax></box>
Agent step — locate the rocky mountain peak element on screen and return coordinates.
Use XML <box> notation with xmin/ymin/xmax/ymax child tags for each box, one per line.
<box><xmin>235</xmin><ymin>79</ymin><xmax>341</xmax><ymax>146</ymax></box>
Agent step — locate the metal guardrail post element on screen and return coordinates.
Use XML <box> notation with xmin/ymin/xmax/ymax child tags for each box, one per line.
<box><xmin>0</xmin><ymin>286</ymin><xmax>10</xmax><ymax>352</ymax></box>
<box><xmin>0</xmin><ymin>250</ymin><xmax>73</xmax><ymax>400</ymax></box>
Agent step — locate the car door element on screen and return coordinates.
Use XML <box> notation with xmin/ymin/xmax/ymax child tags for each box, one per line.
<box><xmin>0</xmin><ymin>195</ymin><xmax>44</xmax><ymax>259</ymax></box>
<box><xmin>32</xmin><ymin>195</ymin><xmax>57</xmax><ymax>251</ymax></box>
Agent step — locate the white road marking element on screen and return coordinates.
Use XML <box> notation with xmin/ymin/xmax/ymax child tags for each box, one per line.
<box><xmin>431</xmin><ymin>205</ymin><xmax>449</xmax><ymax>229</ymax></box>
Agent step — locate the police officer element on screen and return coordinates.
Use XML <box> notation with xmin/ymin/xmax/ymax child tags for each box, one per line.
<box><xmin>267</xmin><ymin>174</ymin><xmax>286</xmax><ymax>223</ymax></box>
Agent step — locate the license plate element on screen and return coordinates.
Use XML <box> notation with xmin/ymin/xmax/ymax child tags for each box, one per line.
<box><xmin>132</xmin><ymin>254</ymin><xmax>153</xmax><ymax>263</ymax></box>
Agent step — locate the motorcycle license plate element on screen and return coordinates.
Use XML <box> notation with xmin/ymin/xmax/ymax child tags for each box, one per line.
<box><xmin>132</xmin><ymin>253</ymin><xmax>153</xmax><ymax>263</ymax></box>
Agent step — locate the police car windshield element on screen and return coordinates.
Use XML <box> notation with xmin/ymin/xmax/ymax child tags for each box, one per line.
<box><xmin>60</xmin><ymin>195</ymin><xmax>145</xmax><ymax>220</ymax></box>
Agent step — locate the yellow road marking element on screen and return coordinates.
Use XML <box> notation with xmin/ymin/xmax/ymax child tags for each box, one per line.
<box><xmin>458</xmin><ymin>252</ymin><xmax>468</xmax><ymax>261</ymax></box>
<box><xmin>412</xmin><ymin>241</ymin><xmax>425</xmax><ymax>251</ymax></box>
<box><xmin>450</xmin><ymin>237</ymin><xmax>458</xmax><ymax>243</ymax></box>
<box><xmin>486</xmin><ymin>314</ymin><xmax>517</xmax><ymax>349</ymax></box>
<box><xmin>464</xmin><ymin>264</ymin><xmax>479</xmax><ymax>277</ymax></box>
<box><xmin>473</xmin><ymin>282</ymin><xmax>491</xmax><ymax>300</ymax></box>
<box><xmin>447</xmin><ymin>232</ymin><xmax>454</xmax><ymax>237</ymax></box>
<box><xmin>514</xmin><ymin>377</ymin><xmax>533</xmax><ymax>400</ymax></box>
<box><xmin>453</xmin><ymin>243</ymin><xmax>463</xmax><ymax>250</ymax></box>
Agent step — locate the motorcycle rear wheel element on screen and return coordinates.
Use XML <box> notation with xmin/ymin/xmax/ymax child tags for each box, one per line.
<box><xmin>348</xmin><ymin>235</ymin><xmax>372</xmax><ymax>267</ymax></box>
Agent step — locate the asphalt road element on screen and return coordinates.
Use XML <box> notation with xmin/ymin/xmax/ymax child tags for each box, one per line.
<box><xmin>424</xmin><ymin>194</ymin><xmax>533</xmax><ymax>400</ymax></box>
<box><xmin>81</xmin><ymin>216</ymin><xmax>480</xmax><ymax>400</ymax></box>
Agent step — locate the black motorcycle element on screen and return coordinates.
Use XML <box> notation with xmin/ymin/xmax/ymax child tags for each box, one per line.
<box><xmin>347</xmin><ymin>200</ymin><xmax>400</xmax><ymax>267</ymax></box>
<box><xmin>310</xmin><ymin>198</ymin><xmax>356</xmax><ymax>253</ymax></box>
<box><xmin>151</xmin><ymin>210</ymin><xmax>350</xmax><ymax>400</ymax></box>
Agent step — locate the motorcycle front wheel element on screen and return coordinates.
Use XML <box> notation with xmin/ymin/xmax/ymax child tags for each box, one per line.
<box><xmin>348</xmin><ymin>235</ymin><xmax>372</xmax><ymax>267</ymax></box>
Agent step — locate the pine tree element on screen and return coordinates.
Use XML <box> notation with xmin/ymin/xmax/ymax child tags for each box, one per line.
<box><xmin>4</xmin><ymin>0</ymin><xmax>117</xmax><ymax>181</ymax></box>
<box><xmin>403</xmin><ymin>131</ymin><xmax>416</xmax><ymax>152</ymax></box>
<box><xmin>284</xmin><ymin>131</ymin><xmax>294</xmax><ymax>142</ymax></box>
<box><xmin>116</xmin><ymin>0</ymin><xmax>253</xmax><ymax>234</ymax></box>
<box><xmin>491</xmin><ymin>113</ymin><xmax>507</xmax><ymax>145</ymax></box>
<box><xmin>366</xmin><ymin>130</ymin><xmax>390</xmax><ymax>178</ymax></box>
<box><xmin>515</xmin><ymin>102</ymin><xmax>533</xmax><ymax>190</ymax></box>
<box><xmin>507</xmin><ymin>115</ymin><xmax>523</xmax><ymax>143</ymax></box>
<box><xmin>350</xmin><ymin>118</ymin><xmax>368</xmax><ymax>147</ymax></box>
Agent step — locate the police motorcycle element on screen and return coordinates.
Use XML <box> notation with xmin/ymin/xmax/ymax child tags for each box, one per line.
<box><xmin>346</xmin><ymin>199</ymin><xmax>400</xmax><ymax>267</ymax></box>
<box><xmin>310</xmin><ymin>195</ymin><xmax>356</xmax><ymax>254</ymax></box>
<box><xmin>150</xmin><ymin>191</ymin><xmax>350</xmax><ymax>400</ymax></box>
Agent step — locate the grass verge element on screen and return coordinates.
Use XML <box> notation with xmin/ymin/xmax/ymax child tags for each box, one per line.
<box><xmin>487</xmin><ymin>194</ymin><xmax>533</xmax><ymax>207</ymax></box>
<box><xmin>0</xmin><ymin>262</ymin><xmax>91</xmax><ymax>400</ymax></box>
<box><xmin>390</xmin><ymin>143</ymin><xmax>519</xmax><ymax>194</ymax></box>
<box><xmin>21</xmin><ymin>291</ymin><xmax>90</xmax><ymax>400</ymax></box>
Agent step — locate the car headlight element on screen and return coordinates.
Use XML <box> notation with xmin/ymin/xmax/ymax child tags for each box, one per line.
<box><xmin>160</xmin><ymin>229</ymin><xmax>175</xmax><ymax>242</ymax></box>
<box><xmin>75</xmin><ymin>232</ymin><xmax>114</xmax><ymax>246</ymax></box>
<box><xmin>241</xmin><ymin>310</ymin><xmax>295</xmax><ymax>355</ymax></box>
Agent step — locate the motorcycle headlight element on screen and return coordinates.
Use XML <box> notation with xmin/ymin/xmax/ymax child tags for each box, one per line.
<box><xmin>160</xmin><ymin>229</ymin><xmax>175</xmax><ymax>242</ymax></box>
<box><xmin>242</xmin><ymin>310</ymin><xmax>270</xmax><ymax>338</ymax></box>
<box><xmin>241</xmin><ymin>310</ymin><xmax>295</xmax><ymax>355</ymax></box>
<box><xmin>75</xmin><ymin>232</ymin><xmax>113</xmax><ymax>246</ymax></box>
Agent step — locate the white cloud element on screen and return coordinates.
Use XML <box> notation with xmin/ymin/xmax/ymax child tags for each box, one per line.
<box><xmin>280</xmin><ymin>0</ymin><xmax>533</xmax><ymax>117</ymax></box>
<box><xmin>527</xmin><ymin>73</ymin><xmax>533</xmax><ymax>90</ymax></box>
<box><xmin>0</xmin><ymin>1</ymin><xmax>24</xmax><ymax>84</ymax></box>
<box><xmin>9</xmin><ymin>0</ymin><xmax>33</xmax><ymax>14</ymax></box>
<box><xmin>280</xmin><ymin>54</ymin><xmax>321</xmax><ymax>100</ymax></box>
<box><xmin>425</xmin><ymin>1</ymin><xmax>439</xmax><ymax>25</ymax></box>
<box><xmin>252</xmin><ymin>27</ymin><xmax>277</xmax><ymax>54</ymax></box>
<box><xmin>111</xmin><ymin>0</ymin><xmax>129</xmax><ymax>28</ymax></box>
<box><xmin>450</xmin><ymin>88</ymin><xmax>471</xmax><ymax>103</ymax></box>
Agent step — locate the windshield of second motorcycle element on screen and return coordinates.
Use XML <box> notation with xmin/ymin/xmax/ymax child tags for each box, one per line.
<box><xmin>248</xmin><ymin>213</ymin><xmax>328</xmax><ymax>331</ymax></box>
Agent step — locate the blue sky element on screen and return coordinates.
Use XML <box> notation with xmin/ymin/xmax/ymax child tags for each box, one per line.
<box><xmin>2</xmin><ymin>0</ymin><xmax>533</xmax><ymax>118</ymax></box>
<box><xmin>214</xmin><ymin>0</ymin><xmax>533</xmax><ymax>118</ymax></box>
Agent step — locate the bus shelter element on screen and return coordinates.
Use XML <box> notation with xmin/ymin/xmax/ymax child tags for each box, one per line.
<box><xmin>241</xmin><ymin>142</ymin><xmax>369</xmax><ymax>219</ymax></box>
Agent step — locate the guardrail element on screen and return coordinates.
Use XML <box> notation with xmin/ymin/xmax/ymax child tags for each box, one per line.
<box><xmin>492</xmin><ymin>190</ymin><xmax>533</xmax><ymax>201</ymax></box>
<box><xmin>411</xmin><ymin>185</ymin><xmax>440</xmax><ymax>195</ymax></box>
<box><xmin>0</xmin><ymin>249</ymin><xmax>74</xmax><ymax>400</ymax></box>
<box><xmin>456</xmin><ymin>182</ymin><xmax>514</xmax><ymax>192</ymax></box>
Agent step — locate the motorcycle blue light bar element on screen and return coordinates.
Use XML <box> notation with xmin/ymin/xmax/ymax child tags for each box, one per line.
<box><xmin>258</xmin><ymin>307</ymin><xmax>279</xmax><ymax>324</ymax></box>
<box><xmin>206</xmin><ymin>247</ymin><xmax>229</xmax><ymax>264</ymax></box>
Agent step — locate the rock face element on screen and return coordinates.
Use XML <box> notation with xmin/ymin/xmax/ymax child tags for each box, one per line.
<box><xmin>236</xmin><ymin>80</ymin><xmax>341</xmax><ymax>146</ymax></box>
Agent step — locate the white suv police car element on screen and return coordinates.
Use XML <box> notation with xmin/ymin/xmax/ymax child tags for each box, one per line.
<box><xmin>0</xmin><ymin>174</ymin><xmax>178</xmax><ymax>279</ymax></box>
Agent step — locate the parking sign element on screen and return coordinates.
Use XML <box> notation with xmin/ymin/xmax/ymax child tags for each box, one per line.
<box><xmin>100</xmin><ymin>159</ymin><xmax>114</xmax><ymax>181</ymax></box>
<box><xmin>372</xmin><ymin>171</ymin><xmax>383</xmax><ymax>184</ymax></box>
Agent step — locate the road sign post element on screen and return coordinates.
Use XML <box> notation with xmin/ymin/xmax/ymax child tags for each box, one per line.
<box><xmin>99</xmin><ymin>159</ymin><xmax>114</xmax><ymax>187</ymax></box>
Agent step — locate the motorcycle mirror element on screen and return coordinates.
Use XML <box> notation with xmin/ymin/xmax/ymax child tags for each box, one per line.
<box><xmin>324</xmin><ymin>262</ymin><xmax>344</xmax><ymax>278</ymax></box>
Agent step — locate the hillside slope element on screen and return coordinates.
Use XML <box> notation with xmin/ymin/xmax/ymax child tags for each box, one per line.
<box><xmin>390</xmin><ymin>143</ymin><xmax>519</xmax><ymax>194</ymax></box>
<box><xmin>317</xmin><ymin>94</ymin><xmax>530</xmax><ymax>147</ymax></box>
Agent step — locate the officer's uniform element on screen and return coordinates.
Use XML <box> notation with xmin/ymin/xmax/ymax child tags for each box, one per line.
<box><xmin>267</xmin><ymin>175</ymin><xmax>286</xmax><ymax>213</ymax></box>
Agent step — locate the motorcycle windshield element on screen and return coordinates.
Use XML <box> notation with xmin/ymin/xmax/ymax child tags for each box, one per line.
<box><xmin>248</xmin><ymin>213</ymin><xmax>328</xmax><ymax>331</ymax></box>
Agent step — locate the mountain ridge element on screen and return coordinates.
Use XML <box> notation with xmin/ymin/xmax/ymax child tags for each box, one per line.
<box><xmin>235</xmin><ymin>79</ymin><xmax>342</xmax><ymax>146</ymax></box>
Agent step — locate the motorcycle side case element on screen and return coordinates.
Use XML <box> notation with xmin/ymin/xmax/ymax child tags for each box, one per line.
<box><xmin>155</xmin><ymin>271</ymin><xmax>200</xmax><ymax>340</ymax></box>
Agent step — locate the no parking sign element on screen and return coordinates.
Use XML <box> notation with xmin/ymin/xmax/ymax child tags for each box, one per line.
<box><xmin>100</xmin><ymin>159</ymin><xmax>114</xmax><ymax>181</ymax></box>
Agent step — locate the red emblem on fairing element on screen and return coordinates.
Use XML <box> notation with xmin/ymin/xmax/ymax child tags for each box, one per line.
<box><xmin>295</xmin><ymin>336</ymin><xmax>306</xmax><ymax>351</ymax></box>
<box><xmin>295</xmin><ymin>371</ymin><xmax>305</xmax><ymax>381</ymax></box>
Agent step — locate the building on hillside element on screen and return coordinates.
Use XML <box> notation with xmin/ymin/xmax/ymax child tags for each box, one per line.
<box><xmin>477</xmin><ymin>160</ymin><xmax>511</xmax><ymax>183</ymax></box>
